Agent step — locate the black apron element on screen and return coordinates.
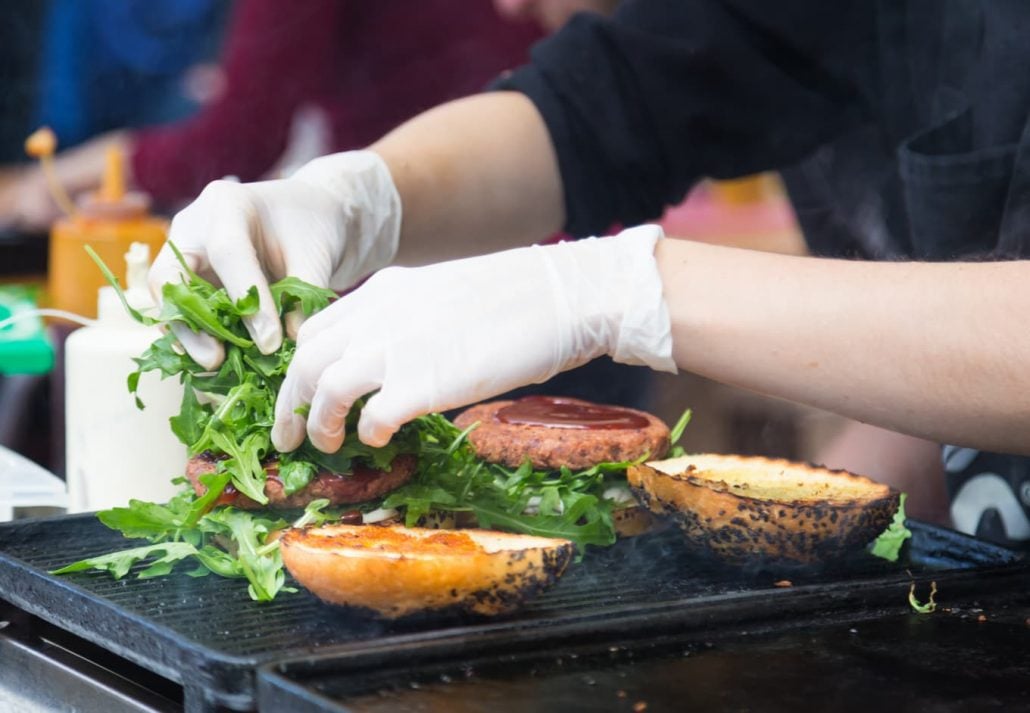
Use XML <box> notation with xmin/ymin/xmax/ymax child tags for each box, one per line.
<box><xmin>780</xmin><ymin>0</ymin><xmax>1030</xmax><ymax>546</ymax></box>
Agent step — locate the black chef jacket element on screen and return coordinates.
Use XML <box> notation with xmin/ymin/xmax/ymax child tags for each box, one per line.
<box><xmin>499</xmin><ymin>0</ymin><xmax>1030</xmax><ymax>546</ymax></box>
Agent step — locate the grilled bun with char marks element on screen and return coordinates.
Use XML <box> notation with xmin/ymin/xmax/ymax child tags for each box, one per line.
<box><xmin>280</xmin><ymin>524</ymin><xmax>574</xmax><ymax>618</ymax></box>
<box><xmin>628</xmin><ymin>454</ymin><xmax>900</xmax><ymax>566</ymax></box>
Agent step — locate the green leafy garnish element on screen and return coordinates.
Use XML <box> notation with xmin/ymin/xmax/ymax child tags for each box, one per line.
<box><xmin>667</xmin><ymin>408</ymin><xmax>692</xmax><ymax>458</ymax></box>
<box><xmin>870</xmin><ymin>493</ymin><xmax>913</xmax><ymax>562</ymax></box>
<box><xmin>381</xmin><ymin>413</ymin><xmax>642</xmax><ymax>551</ymax></box>
<box><xmin>51</xmin><ymin>542</ymin><xmax>200</xmax><ymax>580</ymax></box>
<box><xmin>908</xmin><ymin>581</ymin><xmax>937</xmax><ymax>614</ymax></box>
<box><xmin>270</xmin><ymin>276</ymin><xmax>337</xmax><ymax>316</ymax></box>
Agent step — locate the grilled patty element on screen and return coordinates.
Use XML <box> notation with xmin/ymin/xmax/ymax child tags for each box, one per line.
<box><xmin>454</xmin><ymin>399</ymin><xmax>669</xmax><ymax>470</ymax></box>
<box><xmin>185</xmin><ymin>453</ymin><xmax>417</xmax><ymax>509</ymax></box>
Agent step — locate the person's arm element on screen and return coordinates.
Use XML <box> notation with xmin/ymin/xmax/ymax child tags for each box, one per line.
<box><xmin>658</xmin><ymin>239</ymin><xmax>1030</xmax><ymax>452</ymax></box>
<box><xmin>373</xmin><ymin>92</ymin><xmax>565</xmax><ymax>261</ymax></box>
<box><xmin>273</xmin><ymin>229</ymin><xmax>1030</xmax><ymax>456</ymax></box>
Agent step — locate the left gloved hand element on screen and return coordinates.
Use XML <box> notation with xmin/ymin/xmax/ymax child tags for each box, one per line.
<box><xmin>271</xmin><ymin>225</ymin><xmax>676</xmax><ymax>452</ymax></box>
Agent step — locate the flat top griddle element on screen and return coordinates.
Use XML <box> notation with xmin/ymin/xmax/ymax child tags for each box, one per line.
<box><xmin>0</xmin><ymin>513</ymin><xmax>1022</xmax><ymax>711</ymax></box>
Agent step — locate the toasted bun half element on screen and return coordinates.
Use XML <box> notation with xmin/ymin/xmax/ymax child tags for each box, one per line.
<box><xmin>628</xmin><ymin>454</ymin><xmax>900</xmax><ymax>565</ymax></box>
<box><xmin>280</xmin><ymin>525</ymin><xmax>574</xmax><ymax>618</ymax></box>
<box><xmin>612</xmin><ymin>504</ymin><xmax>659</xmax><ymax>538</ymax></box>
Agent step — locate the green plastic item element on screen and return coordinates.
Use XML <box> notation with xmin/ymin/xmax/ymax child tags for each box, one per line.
<box><xmin>0</xmin><ymin>285</ymin><xmax>54</xmax><ymax>374</ymax></box>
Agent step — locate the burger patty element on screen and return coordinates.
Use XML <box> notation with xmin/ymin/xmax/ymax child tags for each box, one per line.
<box><xmin>454</xmin><ymin>399</ymin><xmax>670</xmax><ymax>470</ymax></box>
<box><xmin>185</xmin><ymin>453</ymin><xmax>417</xmax><ymax>509</ymax></box>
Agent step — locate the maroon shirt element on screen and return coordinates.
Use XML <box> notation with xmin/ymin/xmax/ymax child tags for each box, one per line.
<box><xmin>132</xmin><ymin>0</ymin><xmax>541</xmax><ymax>207</ymax></box>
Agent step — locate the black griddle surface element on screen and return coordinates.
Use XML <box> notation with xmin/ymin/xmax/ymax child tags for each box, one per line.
<box><xmin>0</xmin><ymin>513</ymin><xmax>1022</xmax><ymax>711</ymax></box>
<box><xmin>261</xmin><ymin>599</ymin><xmax>1030</xmax><ymax>713</ymax></box>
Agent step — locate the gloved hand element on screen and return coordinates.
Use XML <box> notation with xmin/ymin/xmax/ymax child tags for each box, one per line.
<box><xmin>147</xmin><ymin>150</ymin><xmax>401</xmax><ymax>369</ymax></box>
<box><xmin>271</xmin><ymin>225</ymin><xmax>677</xmax><ymax>452</ymax></box>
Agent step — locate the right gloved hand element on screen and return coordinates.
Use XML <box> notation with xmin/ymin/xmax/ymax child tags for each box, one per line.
<box><xmin>272</xmin><ymin>226</ymin><xmax>676</xmax><ymax>452</ymax></box>
<box><xmin>147</xmin><ymin>150</ymin><xmax>401</xmax><ymax>369</ymax></box>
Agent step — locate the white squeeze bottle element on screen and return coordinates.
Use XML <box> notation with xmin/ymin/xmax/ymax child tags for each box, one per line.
<box><xmin>65</xmin><ymin>243</ymin><xmax>186</xmax><ymax>511</ymax></box>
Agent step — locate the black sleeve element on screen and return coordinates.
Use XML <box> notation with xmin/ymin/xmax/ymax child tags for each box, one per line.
<box><xmin>495</xmin><ymin>0</ymin><xmax>877</xmax><ymax>236</ymax></box>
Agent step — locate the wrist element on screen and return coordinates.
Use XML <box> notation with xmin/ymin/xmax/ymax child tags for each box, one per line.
<box><xmin>545</xmin><ymin>226</ymin><xmax>676</xmax><ymax>373</ymax></box>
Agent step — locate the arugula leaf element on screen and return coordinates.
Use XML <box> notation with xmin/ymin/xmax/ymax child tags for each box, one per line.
<box><xmin>292</xmin><ymin>499</ymin><xmax>332</xmax><ymax>528</ymax></box>
<box><xmin>667</xmin><ymin>408</ymin><xmax>692</xmax><ymax>458</ymax></box>
<box><xmin>169</xmin><ymin>381</ymin><xmax>207</xmax><ymax>447</ymax></box>
<box><xmin>234</xmin><ymin>286</ymin><xmax>261</xmax><ymax>316</ymax></box>
<box><xmin>51</xmin><ymin>542</ymin><xmax>199</xmax><ymax>580</ymax></box>
<box><xmin>270</xmin><ymin>277</ymin><xmax>336</xmax><ymax>316</ymax></box>
<box><xmin>908</xmin><ymin>581</ymin><xmax>937</xmax><ymax>614</ymax></box>
<box><xmin>183</xmin><ymin>471</ymin><xmax>233</xmax><ymax>527</ymax></box>
<box><xmin>84</xmin><ymin>245</ymin><xmax>159</xmax><ymax>327</ymax></box>
<box><xmin>279</xmin><ymin>459</ymin><xmax>317</xmax><ymax>496</ymax></box>
<box><xmin>97</xmin><ymin>499</ymin><xmax>187</xmax><ymax>541</ymax></box>
<box><xmin>669</xmin><ymin>408</ymin><xmax>692</xmax><ymax>446</ymax></box>
<box><xmin>207</xmin><ymin>429</ymin><xmax>269</xmax><ymax>505</ymax></box>
<box><xmin>870</xmin><ymin>493</ymin><xmax>912</xmax><ymax>562</ymax></box>
<box><xmin>201</xmin><ymin>508</ymin><xmax>287</xmax><ymax>600</ymax></box>
<box><xmin>193</xmin><ymin>545</ymin><xmax>244</xmax><ymax>578</ymax></box>
<box><xmin>161</xmin><ymin>281</ymin><xmax>253</xmax><ymax>348</ymax></box>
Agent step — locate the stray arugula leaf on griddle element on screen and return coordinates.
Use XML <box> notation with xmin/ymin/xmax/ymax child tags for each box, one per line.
<box><xmin>870</xmin><ymin>492</ymin><xmax>913</xmax><ymax>562</ymax></box>
<box><xmin>908</xmin><ymin>580</ymin><xmax>938</xmax><ymax>614</ymax></box>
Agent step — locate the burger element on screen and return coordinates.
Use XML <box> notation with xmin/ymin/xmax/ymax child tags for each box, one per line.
<box><xmin>184</xmin><ymin>394</ymin><xmax>673</xmax><ymax>540</ymax></box>
<box><xmin>61</xmin><ymin>263</ymin><xmax>678</xmax><ymax>606</ymax></box>
<box><xmin>454</xmin><ymin>395</ymin><xmax>671</xmax><ymax>538</ymax></box>
<box><xmin>185</xmin><ymin>451</ymin><xmax>418</xmax><ymax>514</ymax></box>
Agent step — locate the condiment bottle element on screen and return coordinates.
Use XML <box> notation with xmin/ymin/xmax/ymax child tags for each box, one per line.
<box><xmin>26</xmin><ymin>128</ymin><xmax>168</xmax><ymax>319</ymax></box>
<box><xmin>65</xmin><ymin>243</ymin><xmax>185</xmax><ymax>512</ymax></box>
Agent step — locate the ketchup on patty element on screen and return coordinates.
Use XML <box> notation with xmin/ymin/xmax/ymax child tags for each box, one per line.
<box><xmin>496</xmin><ymin>395</ymin><xmax>650</xmax><ymax>430</ymax></box>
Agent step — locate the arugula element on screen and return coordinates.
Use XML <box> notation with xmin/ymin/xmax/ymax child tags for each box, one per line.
<box><xmin>666</xmin><ymin>409</ymin><xmax>692</xmax><ymax>458</ymax></box>
<box><xmin>908</xmin><ymin>580</ymin><xmax>938</xmax><ymax>614</ymax></box>
<box><xmin>381</xmin><ymin>412</ymin><xmax>692</xmax><ymax>552</ymax></box>
<box><xmin>870</xmin><ymin>493</ymin><xmax>913</xmax><ymax>562</ymax></box>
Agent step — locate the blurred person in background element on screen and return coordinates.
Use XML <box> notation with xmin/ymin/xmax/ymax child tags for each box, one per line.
<box><xmin>0</xmin><ymin>2</ymin><xmax>50</xmax><ymax>165</ymax></box>
<box><xmin>0</xmin><ymin>0</ymin><xmax>541</xmax><ymax>227</ymax></box>
<box><xmin>0</xmin><ymin>0</ymin><xmax>230</xmax><ymax>224</ymax></box>
<box><xmin>34</xmin><ymin>0</ymin><xmax>231</xmax><ymax>149</ymax></box>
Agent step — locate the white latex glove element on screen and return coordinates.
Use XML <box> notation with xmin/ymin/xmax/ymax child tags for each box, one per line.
<box><xmin>147</xmin><ymin>151</ymin><xmax>401</xmax><ymax>369</ymax></box>
<box><xmin>272</xmin><ymin>225</ymin><xmax>677</xmax><ymax>452</ymax></box>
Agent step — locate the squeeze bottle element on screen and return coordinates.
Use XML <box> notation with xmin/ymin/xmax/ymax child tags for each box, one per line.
<box><xmin>65</xmin><ymin>243</ymin><xmax>186</xmax><ymax>511</ymax></box>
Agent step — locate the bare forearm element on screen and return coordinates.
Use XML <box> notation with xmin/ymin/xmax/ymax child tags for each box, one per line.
<box><xmin>371</xmin><ymin>92</ymin><xmax>564</xmax><ymax>263</ymax></box>
<box><xmin>657</xmin><ymin>238</ymin><xmax>1030</xmax><ymax>453</ymax></box>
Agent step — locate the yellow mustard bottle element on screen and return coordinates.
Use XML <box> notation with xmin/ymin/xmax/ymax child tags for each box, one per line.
<box><xmin>28</xmin><ymin>129</ymin><xmax>168</xmax><ymax>319</ymax></box>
